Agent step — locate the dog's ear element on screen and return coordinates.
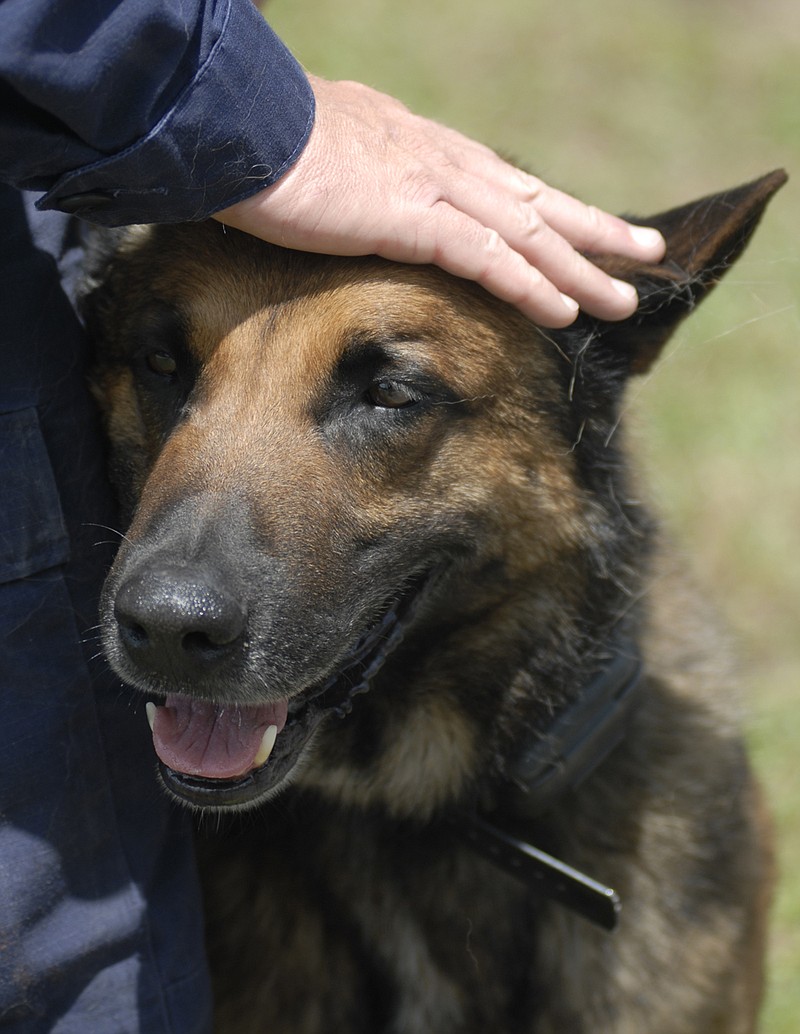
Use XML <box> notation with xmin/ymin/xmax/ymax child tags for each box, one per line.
<box><xmin>589</xmin><ymin>169</ymin><xmax>787</xmax><ymax>376</ymax></box>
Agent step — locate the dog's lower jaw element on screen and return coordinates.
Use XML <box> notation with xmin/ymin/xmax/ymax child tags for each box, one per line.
<box><xmin>158</xmin><ymin>722</ymin><xmax>324</xmax><ymax>812</ymax></box>
<box><xmin>150</xmin><ymin>680</ymin><xmax>354</xmax><ymax>811</ymax></box>
<box><xmin>145</xmin><ymin>565</ymin><xmax>441</xmax><ymax>811</ymax></box>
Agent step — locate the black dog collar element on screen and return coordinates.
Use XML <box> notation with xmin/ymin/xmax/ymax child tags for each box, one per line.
<box><xmin>457</xmin><ymin>645</ymin><xmax>643</xmax><ymax>931</ymax></box>
<box><xmin>507</xmin><ymin>646</ymin><xmax>643</xmax><ymax>814</ymax></box>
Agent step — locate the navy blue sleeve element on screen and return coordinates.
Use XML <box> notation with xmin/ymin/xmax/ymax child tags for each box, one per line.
<box><xmin>0</xmin><ymin>0</ymin><xmax>314</xmax><ymax>225</ymax></box>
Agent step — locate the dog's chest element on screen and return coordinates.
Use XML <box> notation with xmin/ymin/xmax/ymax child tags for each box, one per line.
<box><xmin>203</xmin><ymin>807</ymin><xmax>537</xmax><ymax>1034</ymax></box>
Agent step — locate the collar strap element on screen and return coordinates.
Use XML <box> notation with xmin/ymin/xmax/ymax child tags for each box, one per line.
<box><xmin>456</xmin><ymin>643</ymin><xmax>643</xmax><ymax>932</ymax></box>
<box><xmin>456</xmin><ymin>813</ymin><xmax>622</xmax><ymax>931</ymax></box>
<box><xmin>507</xmin><ymin>645</ymin><xmax>642</xmax><ymax>816</ymax></box>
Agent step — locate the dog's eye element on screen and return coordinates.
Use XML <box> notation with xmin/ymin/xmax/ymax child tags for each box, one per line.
<box><xmin>366</xmin><ymin>379</ymin><xmax>418</xmax><ymax>409</ymax></box>
<box><xmin>144</xmin><ymin>350</ymin><xmax>178</xmax><ymax>379</ymax></box>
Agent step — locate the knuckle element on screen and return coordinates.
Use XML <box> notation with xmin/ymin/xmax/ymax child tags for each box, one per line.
<box><xmin>517</xmin><ymin>170</ymin><xmax>546</xmax><ymax>204</ymax></box>
<box><xmin>518</xmin><ymin>205</ymin><xmax>547</xmax><ymax>245</ymax></box>
<box><xmin>471</xmin><ymin>227</ymin><xmax>507</xmax><ymax>278</ymax></box>
<box><xmin>481</xmin><ymin>226</ymin><xmax>505</xmax><ymax>257</ymax></box>
<box><xmin>406</xmin><ymin>169</ymin><xmax>444</xmax><ymax>213</ymax></box>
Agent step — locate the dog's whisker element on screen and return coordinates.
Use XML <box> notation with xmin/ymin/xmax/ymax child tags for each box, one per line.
<box><xmin>82</xmin><ymin>521</ymin><xmax>134</xmax><ymax>545</ymax></box>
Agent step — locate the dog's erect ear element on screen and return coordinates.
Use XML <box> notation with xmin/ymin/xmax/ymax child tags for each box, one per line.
<box><xmin>592</xmin><ymin>169</ymin><xmax>787</xmax><ymax>375</ymax></box>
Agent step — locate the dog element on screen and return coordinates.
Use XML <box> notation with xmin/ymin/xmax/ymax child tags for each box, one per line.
<box><xmin>83</xmin><ymin>169</ymin><xmax>785</xmax><ymax>1033</ymax></box>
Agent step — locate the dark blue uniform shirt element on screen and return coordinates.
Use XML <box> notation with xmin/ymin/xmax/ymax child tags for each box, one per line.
<box><xmin>0</xmin><ymin>2</ymin><xmax>314</xmax><ymax>1029</ymax></box>
<box><xmin>0</xmin><ymin>0</ymin><xmax>314</xmax><ymax>224</ymax></box>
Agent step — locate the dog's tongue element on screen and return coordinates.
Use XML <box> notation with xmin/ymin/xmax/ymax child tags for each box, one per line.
<box><xmin>150</xmin><ymin>694</ymin><xmax>288</xmax><ymax>779</ymax></box>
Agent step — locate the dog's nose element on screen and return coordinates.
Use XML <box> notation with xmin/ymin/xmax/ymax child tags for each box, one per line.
<box><xmin>113</xmin><ymin>564</ymin><xmax>247</xmax><ymax>675</ymax></box>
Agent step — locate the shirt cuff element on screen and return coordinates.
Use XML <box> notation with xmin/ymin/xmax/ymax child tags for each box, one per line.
<box><xmin>37</xmin><ymin>1</ymin><xmax>314</xmax><ymax>226</ymax></box>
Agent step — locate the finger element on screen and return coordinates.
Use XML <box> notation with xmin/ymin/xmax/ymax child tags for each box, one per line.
<box><xmin>512</xmin><ymin>174</ymin><xmax>666</xmax><ymax>262</ymax></box>
<box><xmin>424</xmin><ymin>133</ymin><xmax>666</xmax><ymax>263</ymax></box>
<box><xmin>381</xmin><ymin>201</ymin><xmax>581</xmax><ymax>328</ymax></box>
<box><xmin>503</xmin><ymin>213</ymin><xmax>640</xmax><ymax>321</ymax></box>
<box><xmin>435</xmin><ymin>169</ymin><xmax>640</xmax><ymax>320</ymax></box>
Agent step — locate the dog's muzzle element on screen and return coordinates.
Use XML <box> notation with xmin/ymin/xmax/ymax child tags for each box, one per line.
<box><xmin>112</xmin><ymin>564</ymin><xmax>436</xmax><ymax>809</ymax></box>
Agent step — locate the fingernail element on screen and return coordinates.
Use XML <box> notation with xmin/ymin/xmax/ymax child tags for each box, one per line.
<box><xmin>629</xmin><ymin>225</ymin><xmax>665</xmax><ymax>251</ymax></box>
<box><xmin>612</xmin><ymin>279</ymin><xmax>638</xmax><ymax>304</ymax></box>
<box><xmin>560</xmin><ymin>292</ymin><xmax>580</xmax><ymax>313</ymax></box>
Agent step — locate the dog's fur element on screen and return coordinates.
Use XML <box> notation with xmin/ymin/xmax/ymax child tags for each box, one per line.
<box><xmin>84</xmin><ymin>170</ymin><xmax>785</xmax><ymax>1033</ymax></box>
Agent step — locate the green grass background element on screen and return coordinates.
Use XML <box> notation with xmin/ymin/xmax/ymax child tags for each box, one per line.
<box><xmin>265</xmin><ymin>0</ymin><xmax>799</xmax><ymax>1024</ymax></box>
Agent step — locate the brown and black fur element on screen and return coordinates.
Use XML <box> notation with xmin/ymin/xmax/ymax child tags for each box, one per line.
<box><xmin>83</xmin><ymin>170</ymin><xmax>786</xmax><ymax>1033</ymax></box>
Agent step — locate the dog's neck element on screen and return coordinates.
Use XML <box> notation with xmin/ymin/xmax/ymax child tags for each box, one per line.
<box><xmin>505</xmin><ymin>643</ymin><xmax>642</xmax><ymax>813</ymax></box>
<box><xmin>455</xmin><ymin>639</ymin><xmax>643</xmax><ymax>931</ymax></box>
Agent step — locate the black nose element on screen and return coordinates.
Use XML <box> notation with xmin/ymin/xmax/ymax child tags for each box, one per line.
<box><xmin>113</xmin><ymin>564</ymin><xmax>247</xmax><ymax>676</ymax></box>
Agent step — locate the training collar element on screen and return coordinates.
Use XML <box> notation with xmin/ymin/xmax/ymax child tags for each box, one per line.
<box><xmin>455</xmin><ymin>644</ymin><xmax>643</xmax><ymax>932</ymax></box>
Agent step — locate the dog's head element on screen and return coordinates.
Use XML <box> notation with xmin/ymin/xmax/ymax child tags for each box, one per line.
<box><xmin>84</xmin><ymin>171</ymin><xmax>784</xmax><ymax>814</ymax></box>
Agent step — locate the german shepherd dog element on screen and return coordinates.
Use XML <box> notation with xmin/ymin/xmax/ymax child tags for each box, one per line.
<box><xmin>84</xmin><ymin>170</ymin><xmax>785</xmax><ymax>1033</ymax></box>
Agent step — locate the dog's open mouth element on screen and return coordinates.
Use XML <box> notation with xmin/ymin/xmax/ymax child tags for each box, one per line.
<box><xmin>146</xmin><ymin>570</ymin><xmax>435</xmax><ymax>809</ymax></box>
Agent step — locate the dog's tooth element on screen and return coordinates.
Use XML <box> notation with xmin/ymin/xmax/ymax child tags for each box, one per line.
<box><xmin>145</xmin><ymin>701</ymin><xmax>157</xmax><ymax>732</ymax></box>
<box><xmin>253</xmin><ymin>725</ymin><xmax>278</xmax><ymax>768</ymax></box>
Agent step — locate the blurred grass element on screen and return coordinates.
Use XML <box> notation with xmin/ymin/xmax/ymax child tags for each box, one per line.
<box><xmin>265</xmin><ymin>0</ymin><xmax>799</xmax><ymax>1026</ymax></box>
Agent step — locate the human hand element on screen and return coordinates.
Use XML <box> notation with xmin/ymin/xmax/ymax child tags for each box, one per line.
<box><xmin>213</xmin><ymin>76</ymin><xmax>666</xmax><ymax>328</ymax></box>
